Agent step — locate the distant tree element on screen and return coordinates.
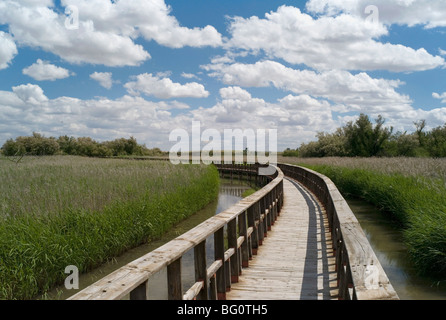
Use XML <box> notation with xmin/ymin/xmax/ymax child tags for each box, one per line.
<box><xmin>282</xmin><ymin>148</ymin><xmax>299</xmax><ymax>157</ymax></box>
<box><xmin>414</xmin><ymin>119</ymin><xmax>427</xmax><ymax>147</ymax></box>
<box><xmin>2</xmin><ymin>139</ymin><xmax>24</xmax><ymax>156</ymax></box>
<box><xmin>74</xmin><ymin>137</ymin><xmax>101</xmax><ymax>157</ymax></box>
<box><xmin>1</xmin><ymin>134</ymin><xmax>155</xmax><ymax>158</ymax></box>
<box><xmin>384</xmin><ymin>132</ymin><xmax>422</xmax><ymax>157</ymax></box>
<box><xmin>425</xmin><ymin>125</ymin><xmax>446</xmax><ymax>157</ymax></box>
<box><xmin>344</xmin><ymin>114</ymin><xmax>393</xmax><ymax>157</ymax></box>
<box><xmin>315</xmin><ymin>129</ymin><xmax>349</xmax><ymax>157</ymax></box>
<box><xmin>104</xmin><ymin>137</ymin><xmax>143</xmax><ymax>156</ymax></box>
<box><xmin>298</xmin><ymin>140</ymin><xmax>323</xmax><ymax>158</ymax></box>
<box><xmin>2</xmin><ymin>132</ymin><xmax>60</xmax><ymax>156</ymax></box>
<box><xmin>57</xmin><ymin>135</ymin><xmax>78</xmax><ymax>155</ymax></box>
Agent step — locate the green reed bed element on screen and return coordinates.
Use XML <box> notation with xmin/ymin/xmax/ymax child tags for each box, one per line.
<box><xmin>285</xmin><ymin>158</ymin><xmax>446</xmax><ymax>279</ymax></box>
<box><xmin>0</xmin><ymin>156</ymin><xmax>219</xmax><ymax>299</ymax></box>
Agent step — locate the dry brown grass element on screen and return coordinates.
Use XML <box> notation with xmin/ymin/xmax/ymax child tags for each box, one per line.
<box><xmin>278</xmin><ymin>156</ymin><xmax>446</xmax><ymax>182</ymax></box>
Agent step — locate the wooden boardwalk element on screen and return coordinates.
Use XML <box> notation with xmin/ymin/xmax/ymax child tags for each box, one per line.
<box><xmin>69</xmin><ymin>163</ymin><xmax>398</xmax><ymax>301</ymax></box>
<box><xmin>226</xmin><ymin>178</ymin><xmax>338</xmax><ymax>300</ymax></box>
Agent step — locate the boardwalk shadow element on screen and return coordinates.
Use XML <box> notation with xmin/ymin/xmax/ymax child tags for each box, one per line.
<box><xmin>287</xmin><ymin>178</ymin><xmax>336</xmax><ymax>300</ymax></box>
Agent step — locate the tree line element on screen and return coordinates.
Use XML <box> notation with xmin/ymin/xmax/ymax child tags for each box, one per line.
<box><xmin>1</xmin><ymin>133</ymin><xmax>167</xmax><ymax>157</ymax></box>
<box><xmin>284</xmin><ymin>114</ymin><xmax>446</xmax><ymax>158</ymax></box>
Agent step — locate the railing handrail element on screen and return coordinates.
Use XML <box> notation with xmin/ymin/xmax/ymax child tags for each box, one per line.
<box><xmin>68</xmin><ymin>163</ymin><xmax>284</xmax><ymax>300</ymax></box>
<box><xmin>278</xmin><ymin>163</ymin><xmax>399</xmax><ymax>300</ymax></box>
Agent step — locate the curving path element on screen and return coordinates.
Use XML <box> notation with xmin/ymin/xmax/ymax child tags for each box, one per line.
<box><xmin>226</xmin><ymin>178</ymin><xmax>338</xmax><ymax>300</ymax></box>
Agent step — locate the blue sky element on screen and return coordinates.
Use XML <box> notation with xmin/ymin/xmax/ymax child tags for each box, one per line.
<box><xmin>0</xmin><ymin>0</ymin><xmax>445</xmax><ymax>150</ymax></box>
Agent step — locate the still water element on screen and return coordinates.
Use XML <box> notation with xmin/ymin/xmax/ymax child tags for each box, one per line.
<box><xmin>347</xmin><ymin>198</ymin><xmax>446</xmax><ymax>300</ymax></box>
<box><xmin>48</xmin><ymin>180</ymin><xmax>250</xmax><ymax>300</ymax></box>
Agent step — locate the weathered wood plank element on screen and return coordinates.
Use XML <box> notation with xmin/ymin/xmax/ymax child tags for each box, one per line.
<box><xmin>167</xmin><ymin>258</ymin><xmax>182</xmax><ymax>300</ymax></box>
<box><xmin>183</xmin><ymin>281</ymin><xmax>204</xmax><ymax>300</ymax></box>
<box><xmin>194</xmin><ymin>241</ymin><xmax>208</xmax><ymax>300</ymax></box>
<box><xmin>226</xmin><ymin>179</ymin><xmax>338</xmax><ymax>300</ymax></box>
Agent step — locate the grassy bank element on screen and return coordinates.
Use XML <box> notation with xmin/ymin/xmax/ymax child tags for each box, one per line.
<box><xmin>0</xmin><ymin>156</ymin><xmax>220</xmax><ymax>299</ymax></box>
<box><xmin>279</xmin><ymin>157</ymin><xmax>446</xmax><ymax>278</ymax></box>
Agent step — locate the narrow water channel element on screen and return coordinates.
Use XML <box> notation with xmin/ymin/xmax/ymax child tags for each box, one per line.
<box><xmin>47</xmin><ymin>179</ymin><xmax>251</xmax><ymax>300</ymax></box>
<box><xmin>347</xmin><ymin>198</ymin><xmax>446</xmax><ymax>300</ymax></box>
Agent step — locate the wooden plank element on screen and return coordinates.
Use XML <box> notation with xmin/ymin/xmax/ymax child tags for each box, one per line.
<box><xmin>207</xmin><ymin>260</ymin><xmax>223</xmax><ymax>279</ymax></box>
<box><xmin>183</xmin><ymin>281</ymin><xmax>204</xmax><ymax>300</ymax></box>
<box><xmin>226</xmin><ymin>179</ymin><xmax>338</xmax><ymax>300</ymax></box>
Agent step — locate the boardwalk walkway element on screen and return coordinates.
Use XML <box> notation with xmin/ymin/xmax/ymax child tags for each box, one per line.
<box><xmin>226</xmin><ymin>178</ymin><xmax>338</xmax><ymax>300</ymax></box>
<box><xmin>68</xmin><ymin>164</ymin><xmax>398</xmax><ymax>301</ymax></box>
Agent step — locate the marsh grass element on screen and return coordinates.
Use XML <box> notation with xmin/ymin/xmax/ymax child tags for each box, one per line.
<box><xmin>279</xmin><ymin>156</ymin><xmax>446</xmax><ymax>278</ymax></box>
<box><xmin>0</xmin><ymin>156</ymin><xmax>220</xmax><ymax>299</ymax></box>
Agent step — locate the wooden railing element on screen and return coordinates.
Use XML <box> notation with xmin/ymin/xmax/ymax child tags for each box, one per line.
<box><xmin>68</xmin><ymin>163</ymin><xmax>284</xmax><ymax>300</ymax></box>
<box><xmin>278</xmin><ymin>163</ymin><xmax>399</xmax><ymax>300</ymax></box>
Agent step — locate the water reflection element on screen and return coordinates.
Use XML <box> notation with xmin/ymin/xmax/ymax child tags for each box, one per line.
<box><xmin>49</xmin><ymin>180</ymin><xmax>250</xmax><ymax>300</ymax></box>
<box><xmin>347</xmin><ymin>198</ymin><xmax>446</xmax><ymax>300</ymax></box>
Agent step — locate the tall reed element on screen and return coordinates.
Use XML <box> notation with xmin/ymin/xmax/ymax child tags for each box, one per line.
<box><xmin>0</xmin><ymin>156</ymin><xmax>220</xmax><ymax>299</ymax></box>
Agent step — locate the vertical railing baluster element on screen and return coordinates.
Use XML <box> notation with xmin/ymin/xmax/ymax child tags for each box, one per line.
<box><xmin>129</xmin><ymin>280</ymin><xmax>149</xmax><ymax>300</ymax></box>
<box><xmin>239</xmin><ymin>210</ymin><xmax>249</xmax><ymax>268</ymax></box>
<box><xmin>167</xmin><ymin>258</ymin><xmax>182</xmax><ymax>300</ymax></box>
<box><xmin>214</xmin><ymin>227</ymin><xmax>226</xmax><ymax>300</ymax></box>
<box><xmin>194</xmin><ymin>240</ymin><xmax>208</xmax><ymax>300</ymax></box>
<box><xmin>259</xmin><ymin>195</ymin><xmax>265</xmax><ymax>244</ymax></box>
<box><xmin>247</xmin><ymin>205</ymin><xmax>254</xmax><ymax>260</ymax></box>
<box><xmin>228</xmin><ymin>218</ymin><xmax>239</xmax><ymax>283</ymax></box>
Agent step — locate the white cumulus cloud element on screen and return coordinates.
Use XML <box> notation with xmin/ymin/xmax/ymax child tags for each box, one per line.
<box><xmin>225</xmin><ymin>5</ymin><xmax>444</xmax><ymax>72</ymax></box>
<box><xmin>433</xmin><ymin>92</ymin><xmax>446</xmax><ymax>103</ymax></box>
<box><xmin>306</xmin><ymin>0</ymin><xmax>446</xmax><ymax>29</ymax></box>
<box><xmin>203</xmin><ymin>60</ymin><xmax>412</xmax><ymax>113</ymax></box>
<box><xmin>61</xmin><ymin>0</ymin><xmax>223</xmax><ymax>48</ymax></box>
<box><xmin>12</xmin><ymin>84</ymin><xmax>48</xmax><ymax>105</ymax></box>
<box><xmin>0</xmin><ymin>31</ymin><xmax>18</xmax><ymax>70</ymax></box>
<box><xmin>23</xmin><ymin>59</ymin><xmax>73</xmax><ymax>81</ymax></box>
<box><xmin>0</xmin><ymin>0</ymin><xmax>222</xmax><ymax>67</ymax></box>
<box><xmin>90</xmin><ymin>72</ymin><xmax>114</xmax><ymax>89</ymax></box>
<box><xmin>125</xmin><ymin>73</ymin><xmax>210</xmax><ymax>99</ymax></box>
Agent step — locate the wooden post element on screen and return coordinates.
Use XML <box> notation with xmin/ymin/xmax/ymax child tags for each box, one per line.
<box><xmin>247</xmin><ymin>206</ymin><xmax>254</xmax><ymax>259</ymax></box>
<box><xmin>251</xmin><ymin>201</ymin><xmax>260</xmax><ymax>254</ymax></box>
<box><xmin>227</xmin><ymin>218</ymin><xmax>239</xmax><ymax>283</ymax></box>
<box><xmin>267</xmin><ymin>192</ymin><xmax>272</xmax><ymax>230</ymax></box>
<box><xmin>239</xmin><ymin>210</ymin><xmax>249</xmax><ymax>268</ymax></box>
<box><xmin>258</xmin><ymin>196</ymin><xmax>265</xmax><ymax>245</ymax></box>
<box><xmin>209</xmin><ymin>274</ymin><xmax>217</xmax><ymax>300</ymax></box>
<box><xmin>262</xmin><ymin>196</ymin><xmax>268</xmax><ymax>238</ymax></box>
<box><xmin>129</xmin><ymin>280</ymin><xmax>149</xmax><ymax>300</ymax></box>
<box><xmin>214</xmin><ymin>227</ymin><xmax>226</xmax><ymax>300</ymax></box>
<box><xmin>167</xmin><ymin>258</ymin><xmax>182</xmax><ymax>300</ymax></box>
<box><xmin>194</xmin><ymin>240</ymin><xmax>208</xmax><ymax>300</ymax></box>
<box><xmin>225</xmin><ymin>259</ymin><xmax>231</xmax><ymax>291</ymax></box>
